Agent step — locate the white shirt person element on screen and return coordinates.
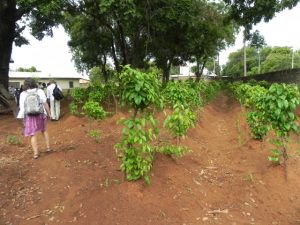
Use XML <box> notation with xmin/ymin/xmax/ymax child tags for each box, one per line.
<box><xmin>46</xmin><ymin>80</ymin><xmax>62</xmax><ymax>121</ymax></box>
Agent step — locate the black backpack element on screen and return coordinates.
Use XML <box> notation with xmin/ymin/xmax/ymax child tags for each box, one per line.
<box><xmin>53</xmin><ymin>84</ymin><xmax>64</xmax><ymax>101</ymax></box>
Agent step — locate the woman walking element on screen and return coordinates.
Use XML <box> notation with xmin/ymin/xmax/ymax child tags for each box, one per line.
<box><xmin>17</xmin><ymin>78</ymin><xmax>52</xmax><ymax>159</ymax></box>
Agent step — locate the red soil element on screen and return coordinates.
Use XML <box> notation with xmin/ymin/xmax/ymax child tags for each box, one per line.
<box><xmin>1</xmin><ymin>93</ymin><xmax>300</xmax><ymax>225</ymax></box>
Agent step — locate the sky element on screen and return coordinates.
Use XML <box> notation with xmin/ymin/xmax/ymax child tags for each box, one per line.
<box><xmin>10</xmin><ymin>3</ymin><xmax>300</xmax><ymax>75</ymax></box>
<box><xmin>219</xmin><ymin>3</ymin><xmax>300</xmax><ymax>65</ymax></box>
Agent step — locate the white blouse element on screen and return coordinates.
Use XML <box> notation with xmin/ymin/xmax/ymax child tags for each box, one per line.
<box><xmin>17</xmin><ymin>88</ymin><xmax>48</xmax><ymax>119</ymax></box>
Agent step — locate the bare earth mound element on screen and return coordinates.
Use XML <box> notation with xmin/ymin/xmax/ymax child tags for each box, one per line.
<box><xmin>1</xmin><ymin>93</ymin><xmax>300</xmax><ymax>225</ymax></box>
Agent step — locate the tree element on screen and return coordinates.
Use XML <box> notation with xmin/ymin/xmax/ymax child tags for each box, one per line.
<box><xmin>64</xmin><ymin>0</ymin><xmax>149</xmax><ymax>76</ymax></box>
<box><xmin>222</xmin><ymin>46</ymin><xmax>300</xmax><ymax>76</ymax></box>
<box><xmin>16</xmin><ymin>66</ymin><xmax>40</xmax><ymax>72</ymax></box>
<box><xmin>223</xmin><ymin>0</ymin><xmax>300</xmax><ymax>76</ymax></box>
<box><xmin>260</xmin><ymin>47</ymin><xmax>300</xmax><ymax>72</ymax></box>
<box><xmin>63</xmin><ymin>0</ymin><xmax>236</xmax><ymax>83</ymax></box>
<box><xmin>248</xmin><ymin>30</ymin><xmax>266</xmax><ymax>74</ymax></box>
<box><xmin>0</xmin><ymin>0</ymin><xmax>67</xmax><ymax>89</ymax></box>
<box><xmin>187</xmin><ymin>1</ymin><xmax>236</xmax><ymax>81</ymax></box>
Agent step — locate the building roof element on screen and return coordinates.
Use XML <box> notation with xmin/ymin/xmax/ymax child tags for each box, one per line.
<box><xmin>9</xmin><ymin>71</ymin><xmax>89</xmax><ymax>80</ymax></box>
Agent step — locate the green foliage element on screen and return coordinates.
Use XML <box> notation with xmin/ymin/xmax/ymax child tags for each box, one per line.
<box><xmin>223</xmin><ymin>46</ymin><xmax>300</xmax><ymax>77</ymax></box>
<box><xmin>119</xmin><ymin>65</ymin><xmax>161</xmax><ymax>110</ymax></box>
<box><xmin>116</xmin><ymin>66</ymin><xmax>162</xmax><ymax>184</ymax></box>
<box><xmin>88</xmin><ymin>130</ymin><xmax>101</xmax><ymax>143</ymax></box>
<box><xmin>82</xmin><ymin>101</ymin><xmax>106</xmax><ymax>120</ymax></box>
<box><xmin>71</xmin><ymin>87</ymin><xmax>88</xmax><ymax>104</ymax></box>
<box><xmin>268</xmin><ymin>149</ymin><xmax>281</xmax><ymax>165</ymax></box>
<box><xmin>260</xmin><ymin>47</ymin><xmax>298</xmax><ymax>73</ymax></box>
<box><xmin>6</xmin><ymin>135</ymin><xmax>21</xmax><ymax>145</ymax></box>
<box><xmin>89</xmin><ymin>66</ymin><xmax>116</xmax><ymax>85</ymax></box>
<box><xmin>115</xmin><ymin>115</ymin><xmax>158</xmax><ymax>184</ymax></box>
<box><xmin>263</xmin><ymin>84</ymin><xmax>300</xmax><ymax>136</ymax></box>
<box><xmin>164</xmin><ymin>104</ymin><xmax>196</xmax><ymax>139</ymax></box>
<box><xmin>63</xmin><ymin>0</ymin><xmax>235</xmax><ymax>82</ymax></box>
<box><xmin>87</xmin><ymin>85</ymin><xmax>106</xmax><ymax>103</ymax></box>
<box><xmin>229</xmin><ymin>81</ymin><xmax>300</xmax><ymax>167</ymax></box>
<box><xmin>162</xmin><ymin>80</ymin><xmax>202</xmax><ymax>109</ymax></box>
<box><xmin>224</xmin><ymin>0</ymin><xmax>299</xmax><ymax>30</ymax></box>
<box><xmin>196</xmin><ymin>80</ymin><xmax>223</xmax><ymax>104</ymax></box>
<box><xmin>69</xmin><ymin>102</ymin><xmax>79</xmax><ymax>115</ymax></box>
<box><xmin>247</xmin><ymin>112</ymin><xmax>269</xmax><ymax>139</ymax></box>
<box><xmin>155</xmin><ymin>145</ymin><xmax>190</xmax><ymax>158</ymax></box>
<box><xmin>89</xmin><ymin>67</ymin><xmax>103</xmax><ymax>87</ymax></box>
<box><xmin>16</xmin><ymin>66</ymin><xmax>40</xmax><ymax>72</ymax></box>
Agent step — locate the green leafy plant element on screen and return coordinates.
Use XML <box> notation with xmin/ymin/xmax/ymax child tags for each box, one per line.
<box><xmin>155</xmin><ymin>145</ymin><xmax>190</xmax><ymax>157</ymax></box>
<box><xmin>69</xmin><ymin>102</ymin><xmax>79</xmax><ymax>115</ymax></box>
<box><xmin>164</xmin><ymin>104</ymin><xmax>196</xmax><ymax>143</ymax></box>
<box><xmin>196</xmin><ymin>80</ymin><xmax>222</xmax><ymax>104</ymax></box>
<box><xmin>115</xmin><ymin>65</ymin><xmax>161</xmax><ymax>184</ymax></box>
<box><xmin>71</xmin><ymin>87</ymin><xmax>88</xmax><ymax>104</ymax></box>
<box><xmin>229</xmin><ymin>82</ymin><xmax>300</xmax><ymax>178</ymax></box>
<box><xmin>6</xmin><ymin>135</ymin><xmax>21</xmax><ymax>145</ymax></box>
<box><xmin>247</xmin><ymin>112</ymin><xmax>269</xmax><ymax>140</ymax></box>
<box><xmin>88</xmin><ymin>129</ymin><xmax>101</xmax><ymax>143</ymax></box>
<box><xmin>116</xmin><ymin>116</ymin><xmax>158</xmax><ymax>184</ymax></box>
<box><xmin>119</xmin><ymin>65</ymin><xmax>162</xmax><ymax>111</ymax></box>
<box><xmin>162</xmin><ymin>80</ymin><xmax>202</xmax><ymax>109</ymax></box>
<box><xmin>268</xmin><ymin>149</ymin><xmax>281</xmax><ymax>165</ymax></box>
<box><xmin>82</xmin><ymin>101</ymin><xmax>106</xmax><ymax>120</ymax></box>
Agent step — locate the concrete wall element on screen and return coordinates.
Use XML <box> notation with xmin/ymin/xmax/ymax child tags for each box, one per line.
<box><xmin>224</xmin><ymin>68</ymin><xmax>300</xmax><ymax>85</ymax></box>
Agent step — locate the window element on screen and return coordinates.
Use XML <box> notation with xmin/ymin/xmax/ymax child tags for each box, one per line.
<box><xmin>69</xmin><ymin>81</ymin><xmax>74</xmax><ymax>88</ymax></box>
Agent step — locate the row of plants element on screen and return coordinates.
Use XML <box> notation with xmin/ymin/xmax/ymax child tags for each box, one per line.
<box><xmin>228</xmin><ymin>80</ymin><xmax>300</xmax><ymax>176</ymax></box>
<box><xmin>69</xmin><ymin>66</ymin><xmax>223</xmax><ymax>184</ymax></box>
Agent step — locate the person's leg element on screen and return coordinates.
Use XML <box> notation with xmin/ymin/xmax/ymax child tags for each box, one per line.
<box><xmin>31</xmin><ymin>134</ymin><xmax>39</xmax><ymax>158</ymax></box>
<box><xmin>42</xmin><ymin>130</ymin><xmax>50</xmax><ymax>150</ymax></box>
<box><xmin>55</xmin><ymin>100</ymin><xmax>60</xmax><ymax>120</ymax></box>
<box><xmin>50</xmin><ymin>99</ymin><xmax>55</xmax><ymax>120</ymax></box>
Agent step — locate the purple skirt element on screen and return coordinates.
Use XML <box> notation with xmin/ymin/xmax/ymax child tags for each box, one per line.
<box><xmin>23</xmin><ymin>114</ymin><xmax>47</xmax><ymax>137</ymax></box>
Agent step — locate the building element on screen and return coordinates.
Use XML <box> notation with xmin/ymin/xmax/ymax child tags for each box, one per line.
<box><xmin>170</xmin><ymin>64</ymin><xmax>216</xmax><ymax>80</ymax></box>
<box><xmin>8</xmin><ymin>71</ymin><xmax>89</xmax><ymax>90</ymax></box>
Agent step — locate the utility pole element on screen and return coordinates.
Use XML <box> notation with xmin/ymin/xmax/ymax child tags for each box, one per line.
<box><xmin>243</xmin><ymin>32</ymin><xmax>247</xmax><ymax>77</ymax></box>
<box><xmin>213</xmin><ymin>57</ymin><xmax>216</xmax><ymax>74</ymax></box>
<box><xmin>258</xmin><ymin>49</ymin><xmax>261</xmax><ymax>74</ymax></box>
<box><xmin>292</xmin><ymin>48</ymin><xmax>294</xmax><ymax>69</ymax></box>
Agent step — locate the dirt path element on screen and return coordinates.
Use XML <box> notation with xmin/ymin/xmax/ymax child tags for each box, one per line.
<box><xmin>1</xmin><ymin>93</ymin><xmax>300</xmax><ymax>225</ymax></box>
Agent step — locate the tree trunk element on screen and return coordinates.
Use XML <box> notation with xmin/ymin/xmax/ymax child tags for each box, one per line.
<box><xmin>0</xmin><ymin>0</ymin><xmax>17</xmax><ymax>90</ymax></box>
<box><xmin>116</xmin><ymin>21</ymin><xmax>128</xmax><ymax>65</ymax></box>
<box><xmin>162</xmin><ymin>61</ymin><xmax>172</xmax><ymax>84</ymax></box>
<box><xmin>195</xmin><ymin>59</ymin><xmax>201</xmax><ymax>82</ymax></box>
<box><xmin>195</xmin><ymin>58</ymin><xmax>206</xmax><ymax>82</ymax></box>
<box><xmin>101</xmin><ymin>55</ymin><xmax>108</xmax><ymax>83</ymax></box>
<box><xmin>110</xmin><ymin>34</ymin><xmax>120</xmax><ymax>72</ymax></box>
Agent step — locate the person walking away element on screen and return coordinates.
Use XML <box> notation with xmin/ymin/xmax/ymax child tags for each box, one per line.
<box><xmin>47</xmin><ymin>79</ymin><xmax>62</xmax><ymax>121</ymax></box>
<box><xmin>15</xmin><ymin>85</ymin><xmax>23</xmax><ymax>107</ymax></box>
<box><xmin>17</xmin><ymin>78</ymin><xmax>52</xmax><ymax>159</ymax></box>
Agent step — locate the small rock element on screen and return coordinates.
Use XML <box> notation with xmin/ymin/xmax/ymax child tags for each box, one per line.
<box><xmin>202</xmin><ymin>217</ymin><xmax>209</xmax><ymax>221</ymax></box>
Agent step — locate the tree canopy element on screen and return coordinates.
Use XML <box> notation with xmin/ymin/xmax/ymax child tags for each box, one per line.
<box><xmin>0</xmin><ymin>0</ymin><xmax>300</xmax><ymax>89</ymax></box>
<box><xmin>222</xmin><ymin>46</ymin><xmax>300</xmax><ymax>76</ymax></box>
<box><xmin>0</xmin><ymin>0</ymin><xmax>67</xmax><ymax>88</ymax></box>
<box><xmin>63</xmin><ymin>0</ymin><xmax>236</xmax><ymax>82</ymax></box>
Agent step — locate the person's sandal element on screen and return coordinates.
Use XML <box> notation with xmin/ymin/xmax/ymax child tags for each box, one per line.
<box><xmin>46</xmin><ymin>148</ymin><xmax>52</xmax><ymax>153</ymax></box>
<box><xmin>33</xmin><ymin>154</ymin><xmax>39</xmax><ymax>159</ymax></box>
